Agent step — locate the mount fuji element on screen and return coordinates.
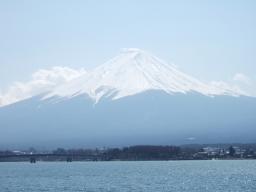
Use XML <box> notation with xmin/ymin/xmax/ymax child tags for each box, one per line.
<box><xmin>44</xmin><ymin>48</ymin><xmax>248</xmax><ymax>102</ymax></box>
<box><xmin>0</xmin><ymin>48</ymin><xmax>255</xmax><ymax>149</ymax></box>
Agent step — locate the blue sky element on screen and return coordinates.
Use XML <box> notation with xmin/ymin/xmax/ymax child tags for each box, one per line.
<box><xmin>0</xmin><ymin>0</ymin><xmax>256</xmax><ymax>89</ymax></box>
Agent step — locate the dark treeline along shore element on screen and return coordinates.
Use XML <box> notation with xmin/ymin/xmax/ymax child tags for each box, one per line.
<box><xmin>1</xmin><ymin>144</ymin><xmax>256</xmax><ymax>163</ymax></box>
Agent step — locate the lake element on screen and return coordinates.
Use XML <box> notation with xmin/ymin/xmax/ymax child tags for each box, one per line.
<box><xmin>1</xmin><ymin>160</ymin><xmax>256</xmax><ymax>192</ymax></box>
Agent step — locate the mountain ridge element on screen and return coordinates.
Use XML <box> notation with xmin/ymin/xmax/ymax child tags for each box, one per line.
<box><xmin>43</xmin><ymin>48</ymin><xmax>249</xmax><ymax>104</ymax></box>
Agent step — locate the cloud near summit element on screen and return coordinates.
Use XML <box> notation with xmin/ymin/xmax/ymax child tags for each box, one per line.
<box><xmin>0</xmin><ymin>67</ymin><xmax>86</xmax><ymax>106</ymax></box>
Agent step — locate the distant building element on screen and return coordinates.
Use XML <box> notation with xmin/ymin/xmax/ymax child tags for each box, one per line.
<box><xmin>203</xmin><ymin>147</ymin><xmax>221</xmax><ymax>156</ymax></box>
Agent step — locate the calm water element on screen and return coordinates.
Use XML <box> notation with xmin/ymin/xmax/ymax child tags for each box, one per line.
<box><xmin>1</xmin><ymin>160</ymin><xmax>256</xmax><ymax>192</ymax></box>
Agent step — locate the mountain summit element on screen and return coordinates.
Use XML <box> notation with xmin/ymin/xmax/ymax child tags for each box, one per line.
<box><xmin>44</xmin><ymin>48</ymin><xmax>247</xmax><ymax>103</ymax></box>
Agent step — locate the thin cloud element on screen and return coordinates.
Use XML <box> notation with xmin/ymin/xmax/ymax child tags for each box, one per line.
<box><xmin>233</xmin><ymin>73</ymin><xmax>251</xmax><ymax>85</ymax></box>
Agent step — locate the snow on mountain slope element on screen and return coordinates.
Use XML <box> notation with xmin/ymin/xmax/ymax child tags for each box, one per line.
<box><xmin>44</xmin><ymin>48</ymin><xmax>248</xmax><ymax>103</ymax></box>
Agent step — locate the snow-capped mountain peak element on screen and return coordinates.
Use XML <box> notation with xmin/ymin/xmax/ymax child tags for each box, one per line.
<box><xmin>44</xmin><ymin>48</ymin><xmax>248</xmax><ymax>103</ymax></box>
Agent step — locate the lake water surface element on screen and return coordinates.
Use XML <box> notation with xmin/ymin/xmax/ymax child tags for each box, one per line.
<box><xmin>1</xmin><ymin>160</ymin><xmax>256</xmax><ymax>192</ymax></box>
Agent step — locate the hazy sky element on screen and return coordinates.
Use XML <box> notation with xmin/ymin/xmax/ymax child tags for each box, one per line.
<box><xmin>0</xmin><ymin>0</ymin><xmax>256</xmax><ymax>89</ymax></box>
